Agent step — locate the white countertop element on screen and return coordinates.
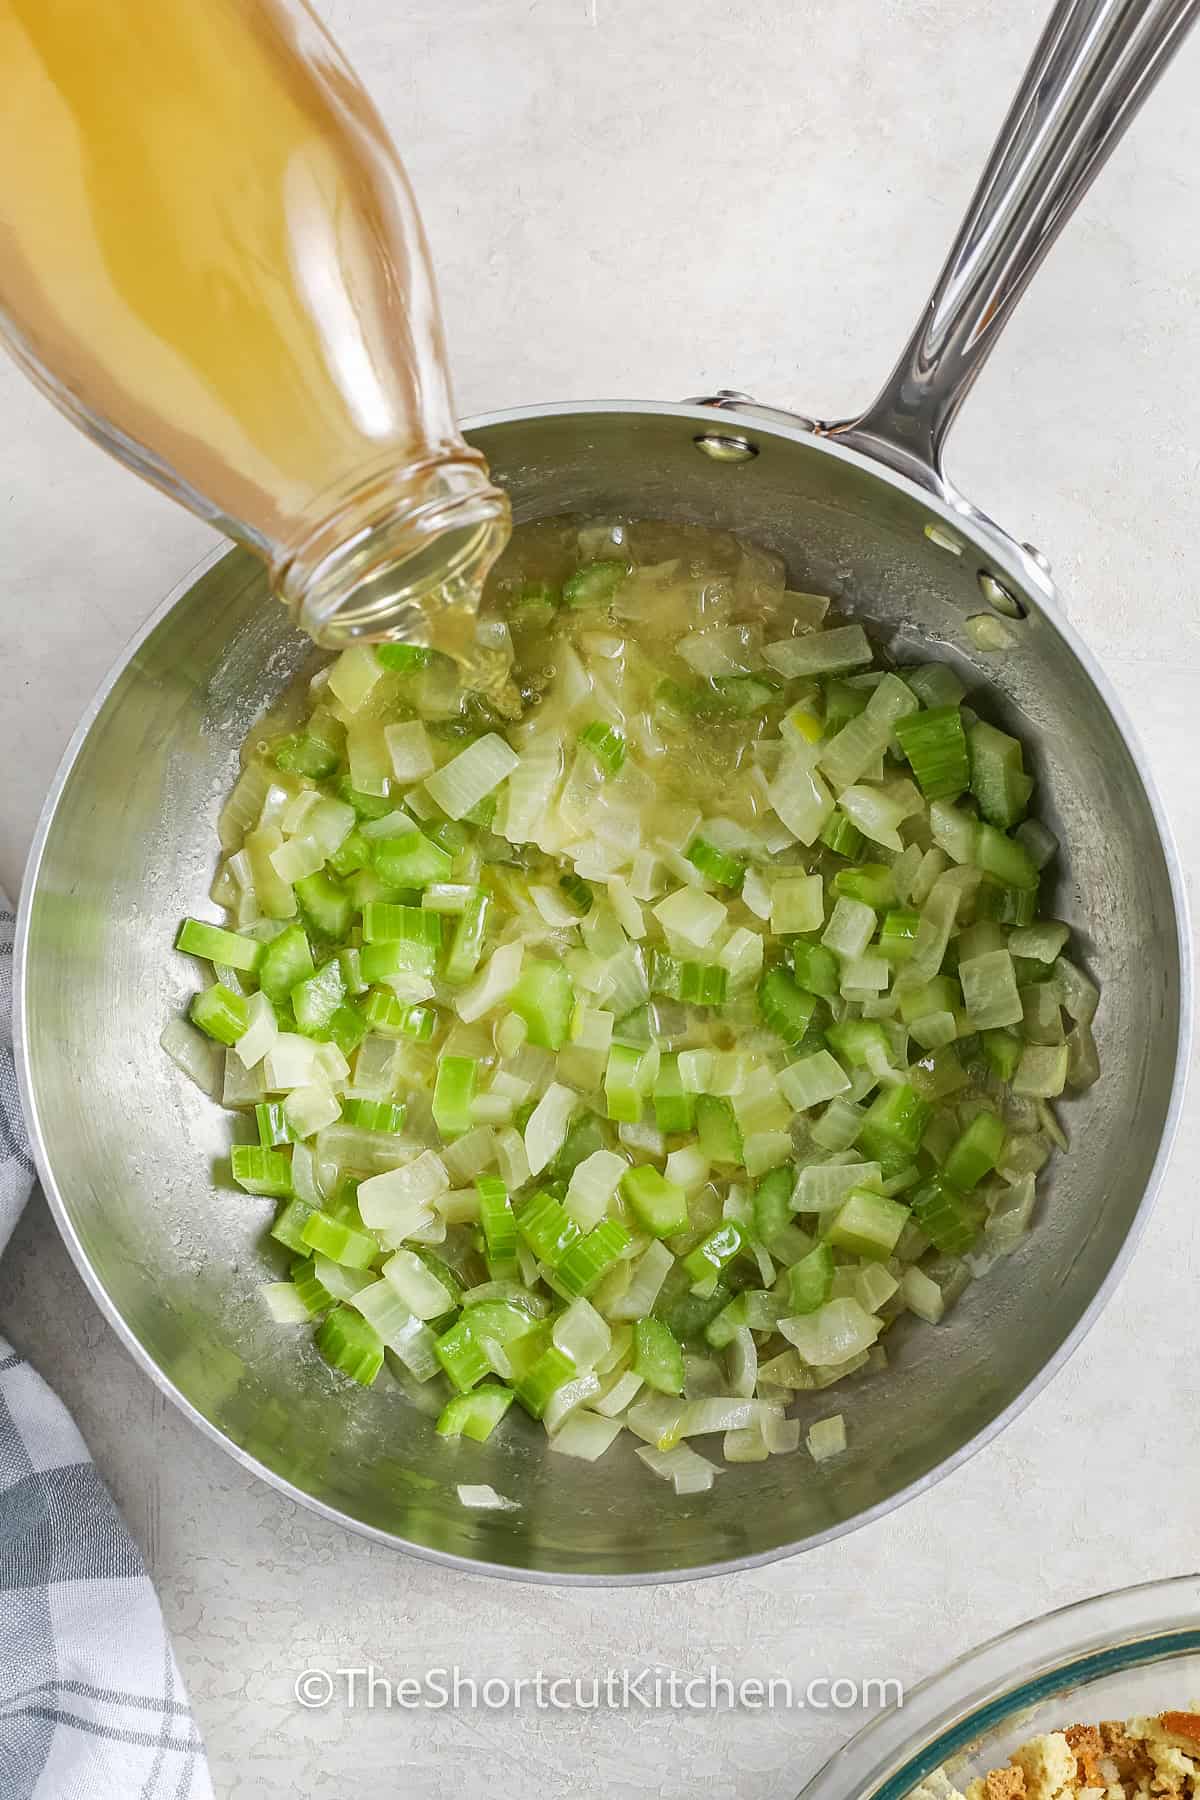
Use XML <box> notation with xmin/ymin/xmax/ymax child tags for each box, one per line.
<box><xmin>2</xmin><ymin>2</ymin><xmax>1199</xmax><ymax>1795</ymax></box>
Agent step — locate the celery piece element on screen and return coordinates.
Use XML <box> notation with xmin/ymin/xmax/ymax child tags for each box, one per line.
<box><xmin>981</xmin><ymin>1027</ymin><xmax>1023</xmax><ymax>1081</ymax></box>
<box><xmin>337</xmin><ymin>947</ymin><xmax>366</xmax><ymax>997</ymax></box>
<box><xmin>301</xmin><ymin>1210</ymin><xmax>379</xmax><ymax>1270</ymax></box>
<box><xmin>759</xmin><ymin>967</ymin><xmax>818</xmax><ymax>1046</ymax></box>
<box><xmin>336</xmin><ymin>777</ymin><xmax>394</xmax><ymax>820</ymax></box>
<box><xmin>316</xmin><ymin>1305</ymin><xmax>384</xmax><ymax>1386</ymax></box>
<box><xmin>621</xmin><ymin>1166</ymin><xmax>689</xmax><ymax>1238</ymax></box>
<box><xmin>291</xmin><ymin>961</ymin><xmax>346</xmax><ymax>1037</ymax></box>
<box><xmin>477</xmin><ymin>1176</ymin><xmax>519</xmax><ymax>1274</ymax></box>
<box><xmin>434</xmin><ymin>1319</ymin><xmax>489</xmax><ymax>1393</ymax></box>
<box><xmin>833</xmin><ymin>863</ymin><xmax>895</xmax><ymax>910</ymax></box>
<box><xmin>975</xmin><ymin>878</ymin><xmax>1039</xmax><ymax>927</ymax></box>
<box><xmin>975</xmin><ymin>823</ymin><xmax>1038</xmax><ymax>892</ymax></box>
<box><xmin>443</xmin><ymin>893</ymin><xmax>491</xmax><ymax>985</ymax></box>
<box><xmin>823</xmin><ymin>679</ymin><xmax>870</xmax><ymax>730</ymax></box>
<box><xmin>516</xmin><ymin>1190</ymin><xmax>582</xmax><ymax>1268</ymax></box>
<box><xmin>682</xmin><ymin>1222</ymin><xmax>744</xmax><ymax>1287</ymax></box>
<box><xmin>375</xmin><ymin>643</ymin><xmax>436</xmax><ymax>672</ymax></box>
<box><xmin>677</xmin><ymin>961</ymin><xmax>727</xmax><ymax>1006</ymax></box>
<box><xmin>361</xmin><ymin>990</ymin><xmax>437</xmax><ymax>1041</ymax></box>
<box><xmin>558</xmin><ymin>872</ymin><xmax>594</xmax><ymax>915</ymax></box>
<box><xmin>943</xmin><ymin>1109</ymin><xmax>1006</xmax><ymax>1190</ymax></box>
<box><xmin>259</xmin><ymin>925</ymin><xmax>315</xmax><ymax>1009</ymax></box>
<box><xmin>273</xmin><ymin>733</ymin><xmax>340</xmax><ymax>779</ymax></box>
<box><xmin>819</xmin><ymin>810</ymin><xmax>867</xmax><ymax>860</ymax></box>
<box><xmin>752</xmin><ymin>1166</ymin><xmax>794</xmax><ymax>1247</ymax></box>
<box><xmin>563</xmin><ymin>560</ymin><xmax>627</xmax><ymax>607</ymax></box>
<box><xmin>550</xmin><ymin>1113</ymin><xmax>608</xmax><ymax>1184</ymax></box>
<box><xmin>325</xmin><ymin>1004</ymin><xmax>367</xmax><ymax>1058</ymax></box>
<box><xmin>556</xmin><ymin>1220</ymin><xmax>632</xmax><ymax>1298</ymax></box>
<box><xmin>362</xmin><ymin>900</ymin><xmax>429</xmax><ymax>944</ymax></box>
<box><xmin>825</xmin><ymin>1018</ymin><xmax>890</xmax><ymax>1069</ymax></box>
<box><xmin>695</xmin><ymin>1095</ymin><xmax>744</xmax><ymax>1167</ymax></box>
<box><xmin>909</xmin><ymin>1045</ymin><xmax>970</xmax><ymax>1102</ymax></box>
<box><xmin>327</xmin><ymin>829</ymin><xmax>372</xmax><ymax>879</ymax></box>
<box><xmin>905</xmin><ymin>662</ymin><xmax>966</xmax><ymax>710</ymax></box>
<box><xmin>436</xmin><ymin>1386</ymin><xmax>514</xmax><ymax>1442</ymax></box>
<box><xmin>232</xmin><ymin>1144</ymin><xmax>293</xmax><ymax>1202</ymax></box>
<box><xmin>825</xmin><ymin>1188</ymin><xmax>909</xmax><ymax>1260</ymax></box>
<box><xmin>360</xmin><ymin>936</ymin><xmax>438</xmax><ymax>982</ymax></box>
<box><xmin>968</xmin><ymin>721</ymin><xmax>1031</xmax><ymax>829</ymax></box>
<box><xmin>342</xmin><ymin>1098</ymin><xmax>408</xmax><ymax>1135</ymax></box>
<box><xmin>632</xmin><ymin>1317</ymin><xmax>685</xmax><ymax>1396</ymax></box>
<box><xmin>510</xmin><ymin>580</ymin><xmax>559</xmax><ymax>621</ymax></box>
<box><xmin>372</xmin><ymin>832</ymin><xmax>454</xmax><ymax>889</ymax></box>
<box><xmin>509</xmin><ymin>959</ymin><xmax>574</xmax><ymax>1050</ymax></box>
<box><xmin>190</xmin><ymin>983</ymin><xmax>250</xmax><ymax>1047</ymax></box>
<box><xmin>432</xmin><ymin>1056</ymin><xmax>478</xmax><ymax>1139</ymax></box>
<box><xmin>295</xmin><ymin>871</ymin><xmax>353</xmax><ymax>941</ymax></box>
<box><xmin>605</xmin><ymin>1041</ymin><xmax>650</xmax><ymax>1124</ymax></box>
<box><xmin>705</xmin><ymin>1289</ymin><xmax>786</xmax><ymax>1349</ymax></box>
<box><xmin>270</xmin><ymin>1197</ymin><xmax>314</xmax><ymax>1254</ymax></box>
<box><xmin>858</xmin><ymin>1083</ymin><xmax>931</xmax><ymax>1176</ymax></box>
<box><xmin>788</xmin><ymin>1244</ymin><xmax>834</xmax><ymax>1314</ymax></box>
<box><xmin>578</xmin><ymin>720</ymin><xmax>627</xmax><ymax>776</ymax></box>
<box><xmin>894</xmin><ymin>706</ymin><xmax>970</xmax><ymax>800</ymax></box>
<box><xmin>790</xmin><ymin>941</ymin><xmax>840</xmax><ymax>998</ymax></box>
<box><xmin>653</xmin><ymin>1272</ymin><xmax>732</xmax><ymax>1344</ymax></box>
<box><xmin>514</xmin><ymin>1345</ymin><xmax>576</xmax><ymax>1418</ymax></box>
<box><xmin>911</xmin><ymin>1176</ymin><xmax>985</xmax><ymax>1254</ymax></box>
<box><xmin>653</xmin><ymin>1053</ymin><xmax>696</xmax><ymax>1133</ymax></box>
<box><xmin>255</xmin><ymin>1101</ymin><xmax>295</xmax><ymax>1149</ymax></box>
<box><xmin>878</xmin><ymin>908</ymin><xmax>920</xmax><ymax>962</ymax></box>
<box><xmin>290</xmin><ymin>1255</ymin><xmax>333</xmax><ymax>1317</ymax></box>
<box><xmin>686</xmin><ymin>836</ymin><xmax>745</xmax><ymax>889</ymax></box>
<box><xmin>176</xmin><ymin>918</ymin><xmax>263</xmax><ymax>973</ymax></box>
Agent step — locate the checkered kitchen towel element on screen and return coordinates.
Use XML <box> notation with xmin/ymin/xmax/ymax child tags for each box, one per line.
<box><xmin>0</xmin><ymin>900</ymin><xmax>213</xmax><ymax>1799</ymax></box>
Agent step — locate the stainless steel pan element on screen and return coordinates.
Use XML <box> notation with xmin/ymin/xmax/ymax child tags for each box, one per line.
<box><xmin>15</xmin><ymin>0</ymin><xmax>1194</xmax><ymax>1581</ymax></box>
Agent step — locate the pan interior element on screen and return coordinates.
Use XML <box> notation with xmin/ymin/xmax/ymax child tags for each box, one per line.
<box><xmin>19</xmin><ymin>405</ymin><xmax>1183</xmax><ymax>1579</ymax></box>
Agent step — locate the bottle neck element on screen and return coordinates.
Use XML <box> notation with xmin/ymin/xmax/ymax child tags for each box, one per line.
<box><xmin>273</xmin><ymin>452</ymin><xmax>511</xmax><ymax>649</ymax></box>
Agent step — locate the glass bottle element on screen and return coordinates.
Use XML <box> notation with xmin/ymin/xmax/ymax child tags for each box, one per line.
<box><xmin>0</xmin><ymin>0</ymin><xmax>510</xmax><ymax>648</ymax></box>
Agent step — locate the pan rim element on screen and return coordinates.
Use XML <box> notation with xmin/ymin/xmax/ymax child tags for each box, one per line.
<box><xmin>13</xmin><ymin>397</ymin><xmax>1194</xmax><ymax>1585</ymax></box>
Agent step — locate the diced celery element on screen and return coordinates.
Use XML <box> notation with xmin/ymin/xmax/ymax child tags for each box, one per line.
<box><xmin>759</xmin><ymin>967</ymin><xmax>818</xmax><ymax>1046</ymax></box>
<box><xmin>788</xmin><ymin>1244</ymin><xmax>834</xmax><ymax>1313</ymax></box>
<box><xmin>825</xmin><ymin>1188</ymin><xmax>909</xmax><ymax>1260</ymax></box>
<box><xmin>509</xmin><ymin>959</ymin><xmax>574</xmax><ymax>1050</ymax></box>
<box><xmin>695</xmin><ymin>1096</ymin><xmax>744</xmax><ymax>1167</ymax></box>
<box><xmin>191</xmin><ymin>983</ymin><xmax>250</xmax><ymax>1047</ymax></box>
<box><xmin>316</xmin><ymin>1305</ymin><xmax>384</xmax><ymax>1386</ymax></box>
<box><xmin>790</xmin><ymin>941</ymin><xmax>840</xmax><ymax>998</ymax></box>
<box><xmin>436</xmin><ymin>1386</ymin><xmax>514</xmax><ymax>1441</ymax></box>
<box><xmin>621</xmin><ymin>1165</ymin><xmax>689</xmax><ymax>1237</ymax></box>
<box><xmin>632</xmin><ymin>1317</ymin><xmax>685</xmax><ymax>1395</ymax></box>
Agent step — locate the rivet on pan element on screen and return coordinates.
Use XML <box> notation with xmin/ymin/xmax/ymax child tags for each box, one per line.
<box><xmin>693</xmin><ymin>431</ymin><xmax>759</xmax><ymax>464</ymax></box>
<box><xmin>924</xmin><ymin>521</ymin><xmax>964</xmax><ymax>555</ymax></box>
<box><xmin>978</xmin><ymin>571</ymin><xmax>1027</xmax><ymax>618</ymax></box>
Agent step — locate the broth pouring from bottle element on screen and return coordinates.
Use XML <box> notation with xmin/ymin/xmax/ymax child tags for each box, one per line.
<box><xmin>0</xmin><ymin>0</ymin><xmax>510</xmax><ymax>660</ymax></box>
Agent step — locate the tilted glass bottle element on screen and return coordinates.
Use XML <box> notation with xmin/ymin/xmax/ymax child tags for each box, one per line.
<box><xmin>0</xmin><ymin>0</ymin><xmax>510</xmax><ymax>647</ymax></box>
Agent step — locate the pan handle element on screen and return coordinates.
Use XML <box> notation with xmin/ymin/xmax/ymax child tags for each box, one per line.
<box><xmin>824</xmin><ymin>0</ymin><xmax>1200</xmax><ymax>494</ymax></box>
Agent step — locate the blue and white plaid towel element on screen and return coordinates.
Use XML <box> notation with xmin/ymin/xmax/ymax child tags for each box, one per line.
<box><xmin>0</xmin><ymin>899</ymin><xmax>212</xmax><ymax>1799</ymax></box>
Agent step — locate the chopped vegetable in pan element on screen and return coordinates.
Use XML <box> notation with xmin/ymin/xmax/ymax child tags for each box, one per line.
<box><xmin>167</xmin><ymin>519</ymin><xmax>1100</xmax><ymax>1491</ymax></box>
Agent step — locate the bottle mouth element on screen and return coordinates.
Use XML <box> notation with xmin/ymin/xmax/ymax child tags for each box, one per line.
<box><xmin>275</xmin><ymin>456</ymin><xmax>512</xmax><ymax>649</ymax></box>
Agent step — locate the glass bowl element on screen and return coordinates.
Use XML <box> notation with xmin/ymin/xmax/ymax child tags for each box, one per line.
<box><xmin>797</xmin><ymin>1575</ymin><xmax>1200</xmax><ymax>1798</ymax></box>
